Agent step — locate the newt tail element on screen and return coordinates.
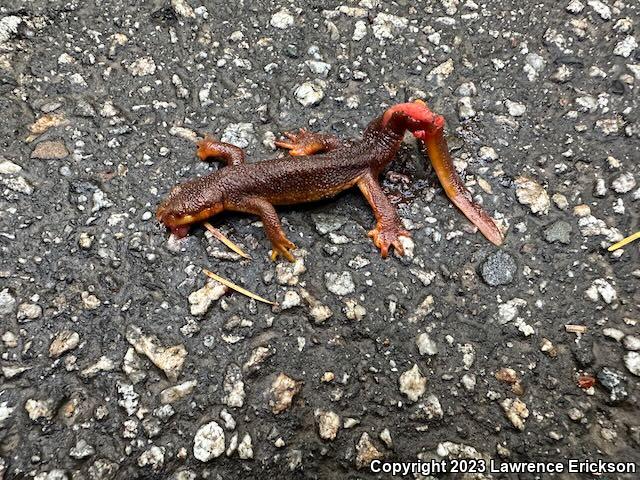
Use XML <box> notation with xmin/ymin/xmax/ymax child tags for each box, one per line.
<box><xmin>413</xmin><ymin>126</ymin><xmax>504</xmax><ymax>246</ymax></box>
<box><xmin>157</xmin><ymin>101</ymin><xmax>504</xmax><ymax>261</ymax></box>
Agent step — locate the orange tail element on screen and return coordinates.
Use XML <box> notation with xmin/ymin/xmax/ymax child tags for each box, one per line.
<box><xmin>414</xmin><ymin>128</ymin><xmax>504</xmax><ymax>246</ymax></box>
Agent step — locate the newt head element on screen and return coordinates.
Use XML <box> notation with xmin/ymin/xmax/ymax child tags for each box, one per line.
<box><xmin>156</xmin><ymin>178</ymin><xmax>224</xmax><ymax>238</ymax></box>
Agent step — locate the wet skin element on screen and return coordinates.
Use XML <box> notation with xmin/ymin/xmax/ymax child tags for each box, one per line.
<box><xmin>157</xmin><ymin>101</ymin><xmax>504</xmax><ymax>261</ymax></box>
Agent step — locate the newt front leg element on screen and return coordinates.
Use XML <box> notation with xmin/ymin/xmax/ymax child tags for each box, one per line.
<box><xmin>226</xmin><ymin>196</ymin><xmax>296</xmax><ymax>261</ymax></box>
<box><xmin>357</xmin><ymin>172</ymin><xmax>410</xmax><ymax>257</ymax></box>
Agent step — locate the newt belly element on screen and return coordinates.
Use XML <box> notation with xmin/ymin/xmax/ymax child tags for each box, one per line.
<box><xmin>157</xmin><ymin>101</ymin><xmax>504</xmax><ymax>261</ymax></box>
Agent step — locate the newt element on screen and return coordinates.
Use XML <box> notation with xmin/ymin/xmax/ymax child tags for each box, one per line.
<box><xmin>157</xmin><ymin>101</ymin><xmax>504</xmax><ymax>261</ymax></box>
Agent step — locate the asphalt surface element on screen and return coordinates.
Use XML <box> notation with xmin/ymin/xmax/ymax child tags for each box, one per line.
<box><xmin>0</xmin><ymin>0</ymin><xmax>639</xmax><ymax>479</ymax></box>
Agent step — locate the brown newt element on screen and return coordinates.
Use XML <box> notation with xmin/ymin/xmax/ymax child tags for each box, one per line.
<box><xmin>157</xmin><ymin>101</ymin><xmax>504</xmax><ymax>261</ymax></box>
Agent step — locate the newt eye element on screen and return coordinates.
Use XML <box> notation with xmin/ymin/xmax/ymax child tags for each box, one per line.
<box><xmin>157</xmin><ymin>186</ymin><xmax>187</xmax><ymax>223</ymax></box>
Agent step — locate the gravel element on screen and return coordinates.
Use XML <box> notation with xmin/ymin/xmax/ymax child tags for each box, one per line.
<box><xmin>415</xmin><ymin>332</ymin><xmax>439</xmax><ymax>356</ymax></box>
<box><xmin>500</xmin><ymin>398</ymin><xmax>529</xmax><ymax>431</ymax></box>
<box><xmin>624</xmin><ymin>352</ymin><xmax>640</xmax><ymax>377</ymax></box>
<box><xmin>30</xmin><ymin>140</ymin><xmax>69</xmax><ymax>159</ymax></box>
<box><xmin>612</xmin><ymin>172</ymin><xmax>636</xmax><ymax>193</ymax></box>
<box><xmin>324</xmin><ymin>271</ymin><xmax>355</xmax><ymax>296</ymax></box>
<box><xmin>188</xmin><ymin>280</ymin><xmax>228</xmax><ymax>316</ymax></box>
<box><xmin>544</xmin><ymin>220</ymin><xmax>572</xmax><ymax>244</ymax></box>
<box><xmin>355</xmin><ymin>433</ymin><xmax>383</xmax><ymax>469</ymax></box>
<box><xmin>623</xmin><ymin>336</ymin><xmax>640</xmax><ymax>351</ymax></box>
<box><xmin>270</xmin><ymin>9</ymin><xmax>294</xmax><ymax>29</ymax></box>
<box><xmin>269</xmin><ymin>373</ymin><xmax>301</xmax><ymax>414</ymax></box>
<box><xmin>159</xmin><ymin>380</ymin><xmax>197</xmax><ymax>405</ymax></box>
<box><xmin>505</xmin><ymin>100</ymin><xmax>526</xmax><ymax>117</ymax></box>
<box><xmin>125</xmin><ymin>325</ymin><xmax>188</xmax><ymax>382</ymax></box>
<box><xmin>480</xmin><ymin>251</ymin><xmax>517</xmax><ymax>286</ymax></box>
<box><xmin>398</xmin><ymin>364</ymin><xmax>427</xmax><ymax>402</ymax></box>
<box><xmin>1</xmin><ymin>0</ymin><xmax>638</xmax><ymax>477</ymax></box>
<box><xmin>127</xmin><ymin>56</ymin><xmax>157</xmax><ymax>77</ymax></box>
<box><xmin>294</xmin><ymin>81</ymin><xmax>326</xmax><ymax>107</ymax></box>
<box><xmin>315</xmin><ymin>410</ymin><xmax>340</xmax><ymax>441</ymax></box>
<box><xmin>237</xmin><ymin>433</ymin><xmax>253</xmax><ymax>459</ymax></box>
<box><xmin>515</xmin><ymin>176</ymin><xmax>550</xmax><ymax>215</ymax></box>
<box><xmin>597</xmin><ymin>368</ymin><xmax>630</xmax><ymax>403</ymax></box>
<box><xmin>24</xmin><ymin>399</ymin><xmax>55</xmax><ymax>422</ymax></box>
<box><xmin>69</xmin><ymin>440</ymin><xmax>96</xmax><ymax>460</ymax></box>
<box><xmin>372</xmin><ymin>13</ymin><xmax>408</xmax><ymax>40</ymax></box>
<box><xmin>457</xmin><ymin>96</ymin><xmax>476</xmax><ymax>120</ymax></box>
<box><xmin>193</xmin><ymin>421</ymin><xmax>225</xmax><ymax>462</ymax></box>
<box><xmin>16</xmin><ymin>302</ymin><xmax>41</xmax><ymax>322</ymax></box>
<box><xmin>221</xmin><ymin>123</ymin><xmax>256</xmax><ymax>149</ymax></box>
<box><xmin>49</xmin><ymin>330</ymin><xmax>80</xmax><ymax>358</ymax></box>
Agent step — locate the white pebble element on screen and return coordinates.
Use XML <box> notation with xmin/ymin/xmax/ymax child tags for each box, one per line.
<box><xmin>270</xmin><ymin>9</ymin><xmax>294</xmax><ymax>29</ymax></box>
<box><xmin>614</xmin><ymin>36</ymin><xmax>638</xmax><ymax>58</ymax></box>
<box><xmin>353</xmin><ymin>21</ymin><xmax>367</xmax><ymax>41</ymax></box>
<box><xmin>505</xmin><ymin>100</ymin><xmax>526</xmax><ymax>117</ymax></box>
<box><xmin>294</xmin><ymin>81</ymin><xmax>325</xmax><ymax>107</ymax></box>
<box><xmin>193</xmin><ymin>421</ymin><xmax>225</xmax><ymax>461</ymax></box>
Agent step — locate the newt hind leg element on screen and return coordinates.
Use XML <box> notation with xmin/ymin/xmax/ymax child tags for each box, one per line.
<box><xmin>226</xmin><ymin>196</ymin><xmax>296</xmax><ymax>261</ymax></box>
<box><xmin>275</xmin><ymin>128</ymin><xmax>341</xmax><ymax>156</ymax></box>
<box><xmin>196</xmin><ymin>136</ymin><xmax>245</xmax><ymax>166</ymax></box>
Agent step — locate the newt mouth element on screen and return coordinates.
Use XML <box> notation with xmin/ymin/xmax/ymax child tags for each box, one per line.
<box><xmin>156</xmin><ymin>208</ymin><xmax>191</xmax><ymax>238</ymax></box>
<box><xmin>156</xmin><ymin>202</ymin><xmax>225</xmax><ymax>238</ymax></box>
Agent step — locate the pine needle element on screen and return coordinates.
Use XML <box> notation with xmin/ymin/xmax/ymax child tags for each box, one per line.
<box><xmin>203</xmin><ymin>269</ymin><xmax>276</xmax><ymax>306</ymax></box>
<box><xmin>204</xmin><ymin>222</ymin><xmax>250</xmax><ymax>259</ymax></box>
<box><xmin>608</xmin><ymin>231</ymin><xmax>640</xmax><ymax>252</ymax></box>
